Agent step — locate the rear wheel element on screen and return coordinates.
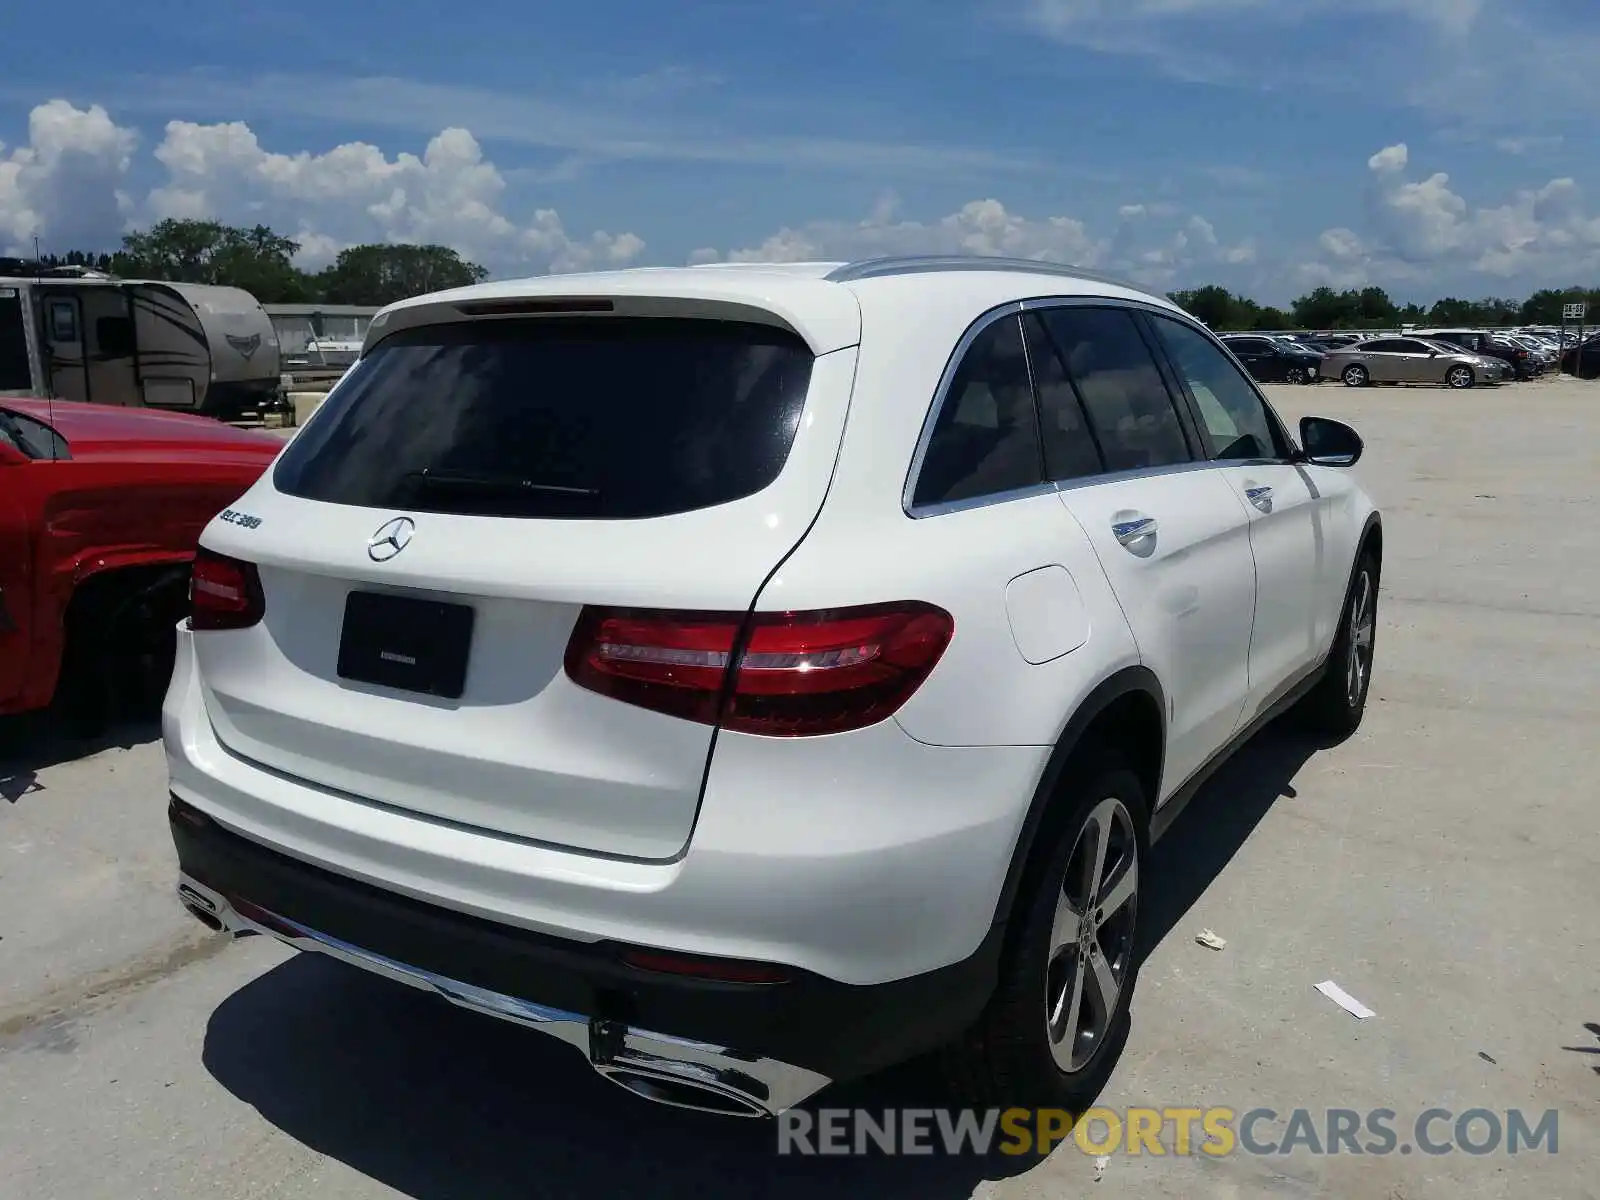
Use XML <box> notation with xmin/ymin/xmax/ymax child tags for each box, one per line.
<box><xmin>1286</xmin><ymin>365</ymin><xmax>1308</xmax><ymax>385</ymax></box>
<box><xmin>1447</xmin><ymin>365</ymin><xmax>1475</xmax><ymax>389</ymax></box>
<box><xmin>941</xmin><ymin>756</ymin><xmax>1147</xmax><ymax>1109</ymax></box>
<box><xmin>1342</xmin><ymin>364</ymin><xmax>1369</xmax><ymax>387</ymax></box>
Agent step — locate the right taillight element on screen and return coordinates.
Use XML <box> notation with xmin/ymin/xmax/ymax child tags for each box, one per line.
<box><xmin>189</xmin><ymin>548</ymin><xmax>265</xmax><ymax>631</ymax></box>
<box><xmin>564</xmin><ymin>601</ymin><xmax>954</xmax><ymax>737</ymax></box>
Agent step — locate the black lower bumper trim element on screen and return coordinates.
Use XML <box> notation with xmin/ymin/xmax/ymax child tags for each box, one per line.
<box><xmin>168</xmin><ymin>795</ymin><xmax>1001</xmax><ymax>1082</ymax></box>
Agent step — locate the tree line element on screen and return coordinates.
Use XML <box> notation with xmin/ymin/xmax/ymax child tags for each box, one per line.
<box><xmin>1169</xmin><ymin>283</ymin><xmax>1600</xmax><ymax>332</ymax></box>
<box><xmin>17</xmin><ymin>220</ymin><xmax>1600</xmax><ymax>326</ymax></box>
<box><xmin>18</xmin><ymin>219</ymin><xmax>488</xmax><ymax>307</ymax></box>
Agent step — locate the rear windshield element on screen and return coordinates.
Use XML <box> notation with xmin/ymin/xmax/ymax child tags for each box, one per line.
<box><xmin>272</xmin><ymin>316</ymin><xmax>815</xmax><ymax>520</ymax></box>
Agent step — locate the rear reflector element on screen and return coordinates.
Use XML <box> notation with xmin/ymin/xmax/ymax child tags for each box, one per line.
<box><xmin>189</xmin><ymin>548</ymin><xmax>265</xmax><ymax>631</ymax></box>
<box><xmin>619</xmin><ymin>948</ymin><xmax>791</xmax><ymax>985</ymax></box>
<box><xmin>564</xmin><ymin>602</ymin><xmax>954</xmax><ymax>737</ymax></box>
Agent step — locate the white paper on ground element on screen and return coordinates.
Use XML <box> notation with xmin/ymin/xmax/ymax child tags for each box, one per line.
<box><xmin>1315</xmin><ymin>979</ymin><xmax>1375</xmax><ymax>1019</ymax></box>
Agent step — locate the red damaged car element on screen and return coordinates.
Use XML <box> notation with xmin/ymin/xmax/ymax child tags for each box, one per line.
<box><xmin>1</xmin><ymin>398</ymin><xmax>281</xmax><ymax>728</ymax></box>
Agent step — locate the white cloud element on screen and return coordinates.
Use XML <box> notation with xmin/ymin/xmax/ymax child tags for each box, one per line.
<box><xmin>694</xmin><ymin>198</ymin><xmax>1257</xmax><ymax>289</ymax></box>
<box><xmin>146</xmin><ymin>117</ymin><xmax>645</xmax><ymax>273</ymax></box>
<box><xmin>0</xmin><ymin>100</ymin><xmax>138</xmax><ymax>252</ymax></box>
<box><xmin>1367</xmin><ymin>143</ymin><xmax>1409</xmax><ymax>174</ymax></box>
<box><xmin>1297</xmin><ymin>144</ymin><xmax>1600</xmax><ymax>285</ymax></box>
<box><xmin>0</xmin><ymin>99</ymin><xmax>642</xmax><ymax>273</ymax></box>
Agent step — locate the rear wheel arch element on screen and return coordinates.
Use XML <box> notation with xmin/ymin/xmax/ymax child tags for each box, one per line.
<box><xmin>990</xmin><ymin>667</ymin><xmax>1166</xmax><ymax>952</ymax></box>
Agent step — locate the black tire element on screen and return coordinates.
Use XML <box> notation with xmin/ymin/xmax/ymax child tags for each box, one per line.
<box><xmin>1296</xmin><ymin>552</ymin><xmax>1379</xmax><ymax>737</ymax></box>
<box><xmin>1446</xmin><ymin>365</ymin><xmax>1475</xmax><ymax>389</ymax></box>
<box><xmin>941</xmin><ymin>754</ymin><xmax>1148</xmax><ymax>1110</ymax></box>
<box><xmin>1342</xmin><ymin>364</ymin><xmax>1369</xmax><ymax>387</ymax></box>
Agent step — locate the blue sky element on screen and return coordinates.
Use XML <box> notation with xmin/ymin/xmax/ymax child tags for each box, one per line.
<box><xmin>3</xmin><ymin>0</ymin><xmax>1597</xmax><ymax>303</ymax></box>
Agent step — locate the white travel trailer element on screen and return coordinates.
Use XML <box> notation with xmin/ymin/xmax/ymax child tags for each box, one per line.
<box><xmin>0</xmin><ymin>269</ymin><xmax>283</xmax><ymax>419</ymax></box>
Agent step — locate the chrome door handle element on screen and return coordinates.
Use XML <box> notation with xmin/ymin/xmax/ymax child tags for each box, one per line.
<box><xmin>1244</xmin><ymin>485</ymin><xmax>1273</xmax><ymax>511</ymax></box>
<box><xmin>1113</xmin><ymin>516</ymin><xmax>1158</xmax><ymax>545</ymax></box>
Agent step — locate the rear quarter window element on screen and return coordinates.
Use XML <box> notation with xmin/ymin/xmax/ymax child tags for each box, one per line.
<box><xmin>272</xmin><ymin>317</ymin><xmax>815</xmax><ymax>520</ymax></box>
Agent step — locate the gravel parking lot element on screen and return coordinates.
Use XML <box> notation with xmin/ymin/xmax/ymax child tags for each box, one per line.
<box><xmin>2</xmin><ymin>377</ymin><xmax>1596</xmax><ymax>1198</ymax></box>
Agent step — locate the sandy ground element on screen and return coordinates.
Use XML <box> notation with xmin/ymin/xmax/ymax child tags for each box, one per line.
<box><xmin>1</xmin><ymin>376</ymin><xmax>1596</xmax><ymax>1198</ymax></box>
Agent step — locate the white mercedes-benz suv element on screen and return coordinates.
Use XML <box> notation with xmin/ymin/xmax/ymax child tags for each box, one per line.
<box><xmin>165</xmin><ymin>256</ymin><xmax>1381</xmax><ymax>1119</ymax></box>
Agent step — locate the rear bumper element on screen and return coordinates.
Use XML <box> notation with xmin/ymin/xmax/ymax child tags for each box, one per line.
<box><xmin>170</xmin><ymin>794</ymin><xmax>1000</xmax><ymax>1089</ymax></box>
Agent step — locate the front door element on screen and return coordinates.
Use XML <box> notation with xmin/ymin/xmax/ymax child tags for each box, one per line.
<box><xmin>1388</xmin><ymin>339</ymin><xmax>1439</xmax><ymax>382</ymax></box>
<box><xmin>1145</xmin><ymin>313</ymin><xmax>1327</xmax><ymax>719</ymax></box>
<box><xmin>40</xmin><ymin>293</ymin><xmax>89</xmax><ymax>404</ymax></box>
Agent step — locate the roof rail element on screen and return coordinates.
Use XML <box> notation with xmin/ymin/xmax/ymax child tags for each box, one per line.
<box><xmin>823</xmin><ymin>254</ymin><xmax>1153</xmax><ymax>293</ymax></box>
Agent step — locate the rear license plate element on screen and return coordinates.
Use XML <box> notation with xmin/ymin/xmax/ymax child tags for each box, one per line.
<box><xmin>336</xmin><ymin>591</ymin><xmax>475</xmax><ymax>699</ymax></box>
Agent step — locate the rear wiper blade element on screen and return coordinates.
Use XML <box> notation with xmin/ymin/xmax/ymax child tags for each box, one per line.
<box><xmin>406</xmin><ymin>468</ymin><xmax>600</xmax><ymax>498</ymax></box>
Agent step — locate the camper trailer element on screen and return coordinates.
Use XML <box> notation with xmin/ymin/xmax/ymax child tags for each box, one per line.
<box><xmin>0</xmin><ymin>269</ymin><xmax>283</xmax><ymax>419</ymax></box>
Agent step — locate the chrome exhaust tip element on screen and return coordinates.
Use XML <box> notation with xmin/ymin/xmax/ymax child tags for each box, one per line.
<box><xmin>596</xmin><ymin>1065</ymin><xmax>771</xmax><ymax>1118</ymax></box>
<box><xmin>176</xmin><ymin>883</ymin><xmax>225</xmax><ymax>931</ymax></box>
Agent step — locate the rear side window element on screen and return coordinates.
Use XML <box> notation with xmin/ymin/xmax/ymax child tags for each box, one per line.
<box><xmin>911</xmin><ymin>313</ymin><xmax>1043</xmax><ymax>508</ymax></box>
<box><xmin>1033</xmin><ymin>308</ymin><xmax>1192</xmax><ymax>473</ymax></box>
<box><xmin>272</xmin><ymin>317</ymin><xmax>814</xmax><ymax>520</ymax></box>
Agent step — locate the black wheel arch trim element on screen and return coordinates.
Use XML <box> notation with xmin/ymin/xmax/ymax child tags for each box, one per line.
<box><xmin>989</xmin><ymin>664</ymin><xmax>1165</xmax><ymax>935</ymax></box>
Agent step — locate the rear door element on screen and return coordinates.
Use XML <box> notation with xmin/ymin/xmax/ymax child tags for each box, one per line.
<box><xmin>1145</xmin><ymin>314</ymin><xmax>1328</xmax><ymax>718</ymax></box>
<box><xmin>1030</xmin><ymin>305</ymin><xmax>1257</xmax><ymax>801</ymax></box>
<box><xmin>191</xmin><ymin>313</ymin><xmax>857</xmax><ymax>861</ymax></box>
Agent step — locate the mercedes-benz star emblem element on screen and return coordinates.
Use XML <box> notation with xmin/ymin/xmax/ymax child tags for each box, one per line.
<box><xmin>368</xmin><ymin>516</ymin><xmax>415</xmax><ymax>562</ymax></box>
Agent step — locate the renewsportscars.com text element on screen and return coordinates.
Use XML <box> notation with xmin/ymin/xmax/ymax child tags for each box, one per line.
<box><xmin>776</xmin><ymin>1106</ymin><xmax>1561</xmax><ymax>1158</ymax></box>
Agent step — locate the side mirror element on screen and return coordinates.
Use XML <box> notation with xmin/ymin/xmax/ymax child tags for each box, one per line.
<box><xmin>1299</xmin><ymin>416</ymin><xmax>1363</xmax><ymax>467</ymax></box>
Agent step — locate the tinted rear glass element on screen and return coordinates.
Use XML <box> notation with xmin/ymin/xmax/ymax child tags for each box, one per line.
<box><xmin>273</xmin><ymin>317</ymin><xmax>814</xmax><ymax>519</ymax></box>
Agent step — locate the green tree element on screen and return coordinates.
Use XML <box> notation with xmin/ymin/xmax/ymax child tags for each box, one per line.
<box><xmin>1291</xmin><ymin>286</ymin><xmax>1356</xmax><ymax>329</ymax></box>
<box><xmin>1252</xmin><ymin>306</ymin><xmax>1293</xmax><ymax>330</ymax></box>
<box><xmin>1426</xmin><ymin>296</ymin><xmax>1478</xmax><ymax>326</ymax></box>
<box><xmin>111</xmin><ymin>219</ymin><xmax>313</xmax><ymax>302</ymax></box>
<box><xmin>317</xmin><ymin>243</ymin><xmax>489</xmax><ymax>305</ymax></box>
<box><xmin>1169</xmin><ymin>284</ymin><xmax>1262</xmax><ymax>330</ymax></box>
<box><xmin>1356</xmin><ymin>286</ymin><xmax>1397</xmax><ymax>325</ymax></box>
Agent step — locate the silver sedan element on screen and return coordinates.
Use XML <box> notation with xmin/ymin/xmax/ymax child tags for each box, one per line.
<box><xmin>1321</xmin><ymin>337</ymin><xmax>1509</xmax><ymax>389</ymax></box>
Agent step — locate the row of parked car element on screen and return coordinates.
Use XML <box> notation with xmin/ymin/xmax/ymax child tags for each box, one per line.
<box><xmin>1219</xmin><ymin>327</ymin><xmax>1599</xmax><ymax>388</ymax></box>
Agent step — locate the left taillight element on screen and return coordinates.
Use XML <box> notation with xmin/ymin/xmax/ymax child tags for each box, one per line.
<box><xmin>189</xmin><ymin>548</ymin><xmax>264</xmax><ymax>631</ymax></box>
<box><xmin>564</xmin><ymin>601</ymin><xmax>955</xmax><ymax>737</ymax></box>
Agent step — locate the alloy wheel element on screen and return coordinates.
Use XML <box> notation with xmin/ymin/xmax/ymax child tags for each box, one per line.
<box><xmin>1346</xmin><ymin>569</ymin><xmax>1375</xmax><ymax>706</ymax></box>
<box><xmin>1044</xmin><ymin>797</ymin><xmax>1139</xmax><ymax>1074</ymax></box>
